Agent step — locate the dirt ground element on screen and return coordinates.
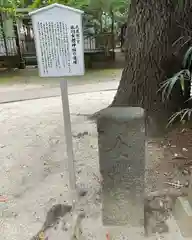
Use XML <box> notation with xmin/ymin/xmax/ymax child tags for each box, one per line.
<box><xmin>0</xmin><ymin>68</ymin><xmax>122</xmax><ymax>85</ymax></box>
<box><xmin>0</xmin><ymin>79</ymin><xmax>192</xmax><ymax>239</ymax></box>
<box><xmin>0</xmin><ymin>91</ymin><xmax>113</xmax><ymax>240</ymax></box>
<box><xmin>145</xmin><ymin>124</ymin><xmax>192</xmax><ymax>238</ymax></box>
<box><xmin>146</xmin><ymin>125</ymin><xmax>192</xmax><ymax>192</ymax></box>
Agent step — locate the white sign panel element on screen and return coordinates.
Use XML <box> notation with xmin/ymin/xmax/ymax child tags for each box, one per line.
<box><xmin>29</xmin><ymin>4</ymin><xmax>85</xmax><ymax>77</ymax></box>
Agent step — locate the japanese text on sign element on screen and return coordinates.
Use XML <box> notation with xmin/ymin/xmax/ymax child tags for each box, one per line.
<box><xmin>37</xmin><ymin>21</ymin><xmax>72</xmax><ymax>75</ymax></box>
<box><xmin>70</xmin><ymin>25</ymin><xmax>81</xmax><ymax>65</ymax></box>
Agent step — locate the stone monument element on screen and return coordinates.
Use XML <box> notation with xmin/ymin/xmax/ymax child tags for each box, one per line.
<box><xmin>97</xmin><ymin>107</ymin><xmax>145</xmax><ymax>226</ymax></box>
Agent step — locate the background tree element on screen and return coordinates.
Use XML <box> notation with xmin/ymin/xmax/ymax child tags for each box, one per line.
<box><xmin>111</xmin><ymin>0</ymin><xmax>192</xmax><ymax>128</ymax></box>
<box><xmin>0</xmin><ymin>0</ymin><xmax>128</xmax><ymax>34</ymax></box>
<box><xmin>28</xmin><ymin>0</ymin><xmax>128</xmax><ymax>33</ymax></box>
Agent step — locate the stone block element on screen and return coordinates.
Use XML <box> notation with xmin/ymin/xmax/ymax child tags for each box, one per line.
<box><xmin>97</xmin><ymin>107</ymin><xmax>145</xmax><ymax>226</ymax></box>
<box><xmin>173</xmin><ymin>196</ymin><xmax>192</xmax><ymax>238</ymax></box>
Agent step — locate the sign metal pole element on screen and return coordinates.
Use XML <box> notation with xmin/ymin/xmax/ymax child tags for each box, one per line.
<box><xmin>60</xmin><ymin>79</ymin><xmax>77</xmax><ymax>204</ymax></box>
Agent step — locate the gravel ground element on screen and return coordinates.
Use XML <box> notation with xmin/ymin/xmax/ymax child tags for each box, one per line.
<box><xmin>0</xmin><ymin>81</ymin><xmax>119</xmax><ymax>104</ymax></box>
<box><xmin>0</xmin><ymin>89</ymin><xmax>188</xmax><ymax>240</ymax></box>
<box><xmin>0</xmin><ymin>91</ymin><xmax>113</xmax><ymax>240</ymax></box>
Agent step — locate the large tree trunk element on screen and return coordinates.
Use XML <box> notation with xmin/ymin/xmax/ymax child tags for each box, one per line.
<box><xmin>112</xmin><ymin>0</ymin><xmax>192</xmax><ymax>126</ymax></box>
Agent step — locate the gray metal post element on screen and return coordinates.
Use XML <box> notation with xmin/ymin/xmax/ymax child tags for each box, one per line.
<box><xmin>60</xmin><ymin>80</ymin><xmax>77</xmax><ymax>205</ymax></box>
<box><xmin>97</xmin><ymin>107</ymin><xmax>145</xmax><ymax>226</ymax></box>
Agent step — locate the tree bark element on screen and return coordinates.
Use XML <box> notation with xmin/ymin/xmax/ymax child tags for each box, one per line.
<box><xmin>112</xmin><ymin>0</ymin><xmax>192</xmax><ymax>125</ymax></box>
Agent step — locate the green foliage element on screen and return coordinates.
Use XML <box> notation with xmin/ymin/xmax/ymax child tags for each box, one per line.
<box><xmin>160</xmin><ymin>46</ymin><xmax>192</xmax><ymax>126</ymax></box>
<box><xmin>0</xmin><ymin>0</ymin><xmax>31</xmax><ymax>15</ymax></box>
<box><xmin>0</xmin><ymin>1</ymin><xmax>16</xmax><ymax>14</ymax></box>
<box><xmin>168</xmin><ymin>108</ymin><xmax>192</xmax><ymax>126</ymax></box>
<box><xmin>159</xmin><ymin>70</ymin><xmax>191</xmax><ymax>101</ymax></box>
<box><xmin>28</xmin><ymin>0</ymin><xmax>128</xmax><ymax>13</ymax></box>
<box><xmin>183</xmin><ymin>46</ymin><xmax>192</xmax><ymax>69</ymax></box>
<box><xmin>177</xmin><ymin>0</ymin><xmax>184</xmax><ymax>9</ymax></box>
<box><xmin>0</xmin><ymin>0</ymin><xmax>128</xmax><ymax>32</ymax></box>
<box><xmin>87</xmin><ymin>0</ymin><xmax>128</xmax><ymax>23</ymax></box>
<box><xmin>29</xmin><ymin>0</ymin><xmax>89</xmax><ymax>9</ymax></box>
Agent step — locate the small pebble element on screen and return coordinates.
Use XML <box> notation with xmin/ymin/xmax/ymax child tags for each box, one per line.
<box><xmin>182</xmin><ymin>169</ymin><xmax>190</xmax><ymax>175</ymax></box>
<box><xmin>12</xmin><ymin>212</ymin><xmax>18</xmax><ymax>218</ymax></box>
<box><xmin>62</xmin><ymin>226</ymin><xmax>68</xmax><ymax>231</ymax></box>
<box><xmin>95</xmin><ymin>195</ymin><xmax>100</xmax><ymax>202</ymax></box>
<box><xmin>184</xmin><ymin>181</ymin><xmax>190</xmax><ymax>187</ymax></box>
<box><xmin>78</xmin><ymin>188</ymin><xmax>88</xmax><ymax>197</ymax></box>
<box><xmin>182</xmin><ymin>148</ymin><xmax>188</xmax><ymax>152</ymax></box>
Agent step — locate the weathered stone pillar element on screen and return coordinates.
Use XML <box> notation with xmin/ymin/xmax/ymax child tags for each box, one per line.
<box><xmin>97</xmin><ymin>107</ymin><xmax>145</xmax><ymax>226</ymax></box>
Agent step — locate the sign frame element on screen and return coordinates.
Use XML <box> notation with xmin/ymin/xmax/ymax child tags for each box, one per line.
<box><xmin>29</xmin><ymin>3</ymin><xmax>85</xmax><ymax>77</ymax></box>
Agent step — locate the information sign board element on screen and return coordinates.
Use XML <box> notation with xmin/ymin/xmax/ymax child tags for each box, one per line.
<box><xmin>29</xmin><ymin>3</ymin><xmax>84</xmax><ymax>77</ymax></box>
